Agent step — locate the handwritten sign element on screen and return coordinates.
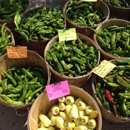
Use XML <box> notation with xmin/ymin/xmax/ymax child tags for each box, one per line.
<box><xmin>58</xmin><ymin>28</ymin><xmax>76</xmax><ymax>42</ymax></box>
<box><xmin>46</xmin><ymin>80</ymin><xmax>70</xmax><ymax>101</ymax></box>
<box><xmin>92</xmin><ymin>60</ymin><xmax>116</xmax><ymax>78</ymax></box>
<box><xmin>7</xmin><ymin>46</ymin><xmax>27</xmax><ymax>58</ymax></box>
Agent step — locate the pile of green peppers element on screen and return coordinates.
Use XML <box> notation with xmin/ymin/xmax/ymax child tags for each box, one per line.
<box><xmin>15</xmin><ymin>6</ymin><xmax>65</xmax><ymax>41</ymax></box>
<box><xmin>94</xmin><ymin>58</ymin><xmax>130</xmax><ymax>117</ymax></box>
<box><xmin>93</xmin><ymin>24</ymin><xmax>130</xmax><ymax>57</ymax></box>
<box><xmin>46</xmin><ymin>35</ymin><xmax>98</xmax><ymax>77</ymax></box>
<box><xmin>0</xmin><ymin>0</ymin><xmax>28</xmax><ymax>20</ymax></box>
<box><xmin>0</xmin><ymin>66</ymin><xmax>47</xmax><ymax>106</ymax></box>
<box><xmin>105</xmin><ymin>0</ymin><xmax>130</xmax><ymax>8</ymax></box>
<box><xmin>65</xmin><ymin>0</ymin><xmax>103</xmax><ymax>27</ymax></box>
<box><xmin>0</xmin><ymin>23</ymin><xmax>14</xmax><ymax>56</ymax></box>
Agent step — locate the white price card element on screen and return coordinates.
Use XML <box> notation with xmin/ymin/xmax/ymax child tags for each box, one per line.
<box><xmin>58</xmin><ymin>28</ymin><xmax>77</xmax><ymax>42</ymax></box>
<box><xmin>92</xmin><ymin>60</ymin><xmax>116</xmax><ymax>78</ymax></box>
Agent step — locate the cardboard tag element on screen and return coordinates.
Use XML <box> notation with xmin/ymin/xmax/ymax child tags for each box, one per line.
<box><xmin>46</xmin><ymin>80</ymin><xmax>70</xmax><ymax>101</ymax></box>
<box><xmin>92</xmin><ymin>60</ymin><xmax>116</xmax><ymax>78</ymax></box>
<box><xmin>58</xmin><ymin>28</ymin><xmax>76</xmax><ymax>42</ymax></box>
<box><xmin>7</xmin><ymin>46</ymin><xmax>27</xmax><ymax>58</ymax></box>
<box><xmin>82</xmin><ymin>0</ymin><xmax>97</xmax><ymax>2</ymax></box>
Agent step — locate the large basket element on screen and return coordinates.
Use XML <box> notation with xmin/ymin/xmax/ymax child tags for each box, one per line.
<box><xmin>44</xmin><ymin>33</ymin><xmax>100</xmax><ymax>87</ymax></box>
<box><xmin>27</xmin><ymin>84</ymin><xmax>102</xmax><ymax>130</ymax></box>
<box><xmin>63</xmin><ymin>0</ymin><xmax>110</xmax><ymax>39</ymax></box>
<box><xmin>93</xmin><ymin>18</ymin><xmax>130</xmax><ymax>60</ymax></box>
<box><xmin>19</xmin><ymin>6</ymin><xmax>66</xmax><ymax>57</ymax></box>
<box><xmin>0</xmin><ymin>50</ymin><xmax>51</xmax><ymax>109</ymax></box>
<box><xmin>91</xmin><ymin>57</ymin><xmax>130</xmax><ymax>123</ymax></box>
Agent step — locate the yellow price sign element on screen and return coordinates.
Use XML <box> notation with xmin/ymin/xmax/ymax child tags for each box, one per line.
<box><xmin>92</xmin><ymin>60</ymin><xmax>116</xmax><ymax>78</ymax></box>
<box><xmin>58</xmin><ymin>28</ymin><xmax>77</xmax><ymax>42</ymax></box>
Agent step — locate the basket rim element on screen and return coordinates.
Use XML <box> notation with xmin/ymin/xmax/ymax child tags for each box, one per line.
<box><xmin>63</xmin><ymin>0</ymin><xmax>110</xmax><ymax>29</ymax></box>
<box><xmin>44</xmin><ymin>33</ymin><xmax>101</xmax><ymax>80</ymax></box>
<box><xmin>27</xmin><ymin>84</ymin><xmax>102</xmax><ymax>130</ymax></box>
<box><xmin>91</xmin><ymin>73</ymin><xmax>130</xmax><ymax>122</ymax></box>
<box><xmin>0</xmin><ymin>50</ymin><xmax>51</xmax><ymax>109</ymax></box>
<box><xmin>93</xmin><ymin>18</ymin><xmax>130</xmax><ymax>59</ymax></box>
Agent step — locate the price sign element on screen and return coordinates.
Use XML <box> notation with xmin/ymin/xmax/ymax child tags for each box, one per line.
<box><xmin>7</xmin><ymin>46</ymin><xmax>27</xmax><ymax>58</ymax></box>
<box><xmin>92</xmin><ymin>60</ymin><xmax>116</xmax><ymax>78</ymax></box>
<box><xmin>58</xmin><ymin>28</ymin><xmax>76</xmax><ymax>42</ymax></box>
<box><xmin>46</xmin><ymin>80</ymin><xmax>70</xmax><ymax>101</ymax></box>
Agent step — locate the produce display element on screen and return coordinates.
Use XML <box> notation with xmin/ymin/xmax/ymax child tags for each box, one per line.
<box><xmin>105</xmin><ymin>0</ymin><xmax>130</xmax><ymax>8</ymax></box>
<box><xmin>14</xmin><ymin>6</ymin><xmax>65</xmax><ymax>41</ymax></box>
<box><xmin>93</xmin><ymin>24</ymin><xmax>130</xmax><ymax>57</ymax></box>
<box><xmin>65</xmin><ymin>0</ymin><xmax>103</xmax><ymax>27</ymax></box>
<box><xmin>0</xmin><ymin>0</ymin><xmax>29</xmax><ymax>20</ymax></box>
<box><xmin>0</xmin><ymin>66</ymin><xmax>47</xmax><ymax>106</ymax></box>
<box><xmin>0</xmin><ymin>23</ymin><xmax>14</xmax><ymax>56</ymax></box>
<box><xmin>38</xmin><ymin>95</ymin><xmax>99</xmax><ymax>130</ymax></box>
<box><xmin>94</xmin><ymin>58</ymin><xmax>130</xmax><ymax>117</ymax></box>
<box><xmin>46</xmin><ymin>35</ymin><xmax>98</xmax><ymax>77</ymax></box>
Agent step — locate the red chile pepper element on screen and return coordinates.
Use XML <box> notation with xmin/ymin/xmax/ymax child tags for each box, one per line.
<box><xmin>105</xmin><ymin>90</ymin><xmax>117</xmax><ymax>105</ymax></box>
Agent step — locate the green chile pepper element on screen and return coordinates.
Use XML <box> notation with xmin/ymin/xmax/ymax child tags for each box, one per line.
<box><xmin>0</xmin><ymin>94</ymin><xmax>24</xmax><ymax>105</ymax></box>
<box><xmin>4</xmin><ymin>72</ymin><xmax>17</xmax><ymax>86</ymax></box>
<box><xmin>21</xmin><ymin>68</ymin><xmax>33</xmax><ymax>78</ymax></box>
<box><xmin>7</xmin><ymin>84</ymin><xmax>23</xmax><ymax>93</ymax></box>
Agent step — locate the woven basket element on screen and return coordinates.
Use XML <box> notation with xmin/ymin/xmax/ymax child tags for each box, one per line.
<box><xmin>103</xmin><ymin>0</ymin><xmax>130</xmax><ymax>20</ymax></box>
<box><xmin>63</xmin><ymin>0</ymin><xmax>110</xmax><ymax>39</ymax></box>
<box><xmin>93</xmin><ymin>18</ymin><xmax>130</xmax><ymax>60</ymax></box>
<box><xmin>44</xmin><ymin>33</ymin><xmax>100</xmax><ymax>87</ymax></box>
<box><xmin>91</xmin><ymin>72</ymin><xmax>130</xmax><ymax>123</ymax></box>
<box><xmin>27</xmin><ymin>84</ymin><xmax>102</xmax><ymax>130</ymax></box>
<box><xmin>20</xmin><ymin>6</ymin><xmax>66</xmax><ymax>57</ymax></box>
<box><xmin>0</xmin><ymin>0</ymin><xmax>30</xmax><ymax>30</ymax></box>
<box><xmin>0</xmin><ymin>50</ymin><xmax>51</xmax><ymax>109</ymax></box>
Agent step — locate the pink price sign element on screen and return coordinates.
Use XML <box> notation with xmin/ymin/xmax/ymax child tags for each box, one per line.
<box><xmin>46</xmin><ymin>80</ymin><xmax>70</xmax><ymax>101</ymax></box>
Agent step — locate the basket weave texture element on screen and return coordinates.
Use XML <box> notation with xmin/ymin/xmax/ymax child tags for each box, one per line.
<box><xmin>27</xmin><ymin>84</ymin><xmax>102</xmax><ymax>130</ymax></box>
<box><xmin>44</xmin><ymin>33</ymin><xmax>100</xmax><ymax>87</ymax></box>
<box><xmin>0</xmin><ymin>50</ymin><xmax>51</xmax><ymax>109</ymax></box>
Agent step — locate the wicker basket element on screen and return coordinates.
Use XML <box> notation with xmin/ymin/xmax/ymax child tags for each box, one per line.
<box><xmin>19</xmin><ymin>6</ymin><xmax>66</xmax><ymax>57</ymax></box>
<box><xmin>44</xmin><ymin>33</ymin><xmax>100</xmax><ymax>87</ymax></box>
<box><xmin>103</xmin><ymin>0</ymin><xmax>130</xmax><ymax>20</ymax></box>
<box><xmin>63</xmin><ymin>0</ymin><xmax>110</xmax><ymax>39</ymax></box>
<box><xmin>27</xmin><ymin>84</ymin><xmax>102</xmax><ymax>130</ymax></box>
<box><xmin>0</xmin><ymin>0</ymin><xmax>30</xmax><ymax>30</ymax></box>
<box><xmin>93</xmin><ymin>18</ymin><xmax>130</xmax><ymax>60</ymax></box>
<box><xmin>91</xmin><ymin>65</ymin><xmax>130</xmax><ymax>123</ymax></box>
<box><xmin>0</xmin><ymin>50</ymin><xmax>51</xmax><ymax>109</ymax></box>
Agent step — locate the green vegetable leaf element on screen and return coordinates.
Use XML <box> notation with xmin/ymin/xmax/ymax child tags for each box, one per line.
<box><xmin>14</xmin><ymin>11</ymin><xmax>21</xmax><ymax>28</ymax></box>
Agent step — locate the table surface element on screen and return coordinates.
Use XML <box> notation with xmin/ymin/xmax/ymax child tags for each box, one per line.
<box><xmin>1</xmin><ymin>0</ymin><xmax>130</xmax><ymax>130</ymax></box>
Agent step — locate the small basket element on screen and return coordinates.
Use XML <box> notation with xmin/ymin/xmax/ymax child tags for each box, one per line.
<box><xmin>0</xmin><ymin>50</ymin><xmax>51</xmax><ymax>109</ymax></box>
<box><xmin>63</xmin><ymin>0</ymin><xmax>110</xmax><ymax>39</ymax></box>
<box><xmin>27</xmin><ymin>84</ymin><xmax>102</xmax><ymax>130</ymax></box>
<box><xmin>44</xmin><ymin>33</ymin><xmax>100</xmax><ymax>87</ymax></box>
<box><xmin>93</xmin><ymin>18</ymin><xmax>130</xmax><ymax>60</ymax></box>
